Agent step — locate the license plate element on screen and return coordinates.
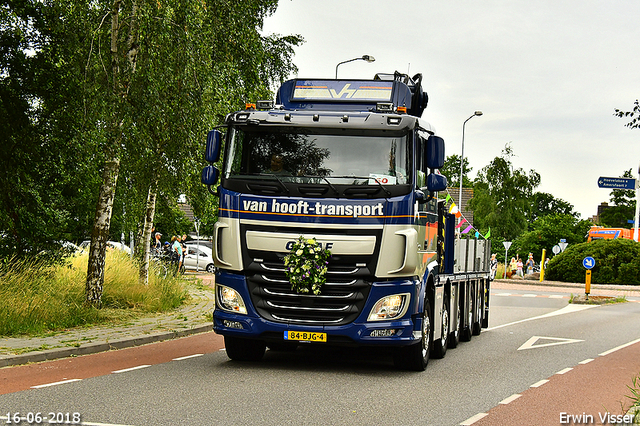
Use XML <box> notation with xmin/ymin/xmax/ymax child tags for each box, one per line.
<box><xmin>284</xmin><ymin>331</ymin><xmax>327</xmax><ymax>342</ymax></box>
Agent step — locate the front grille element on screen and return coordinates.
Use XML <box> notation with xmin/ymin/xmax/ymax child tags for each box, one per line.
<box><xmin>241</xmin><ymin>226</ymin><xmax>381</xmax><ymax>326</ymax></box>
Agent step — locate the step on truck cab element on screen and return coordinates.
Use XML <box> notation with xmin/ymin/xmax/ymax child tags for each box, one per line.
<box><xmin>201</xmin><ymin>72</ymin><xmax>491</xmax><ymax>371</ymax></box>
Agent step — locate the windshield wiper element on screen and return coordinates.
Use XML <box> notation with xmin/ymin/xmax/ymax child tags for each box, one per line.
<box><xmin>256</xmin><ymin>173</ymin><xmax>290</xmax><ymax>194</ymax></box>
<box><xmin>331</xmin><ymin>176</ymin><xmax>392</xmax><ymax>198</ymax></box>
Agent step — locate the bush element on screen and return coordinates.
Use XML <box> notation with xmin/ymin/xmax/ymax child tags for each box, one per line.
<box><xmin>0</xmin><ymin>250</ymin><xmax>188</xmax><ymax>336</ymax></box>
<box><xmin>545</xmin><ymin>239</ymin><xmax>640</xmax><ymax>285</ymax></box>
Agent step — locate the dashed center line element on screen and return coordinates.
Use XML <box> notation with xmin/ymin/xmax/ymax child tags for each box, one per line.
<box><xmin>31</xmin><ymin>378</ymin><xmax>82</xmax><ymax>389</ymax></box>
<box><xmin>499</xmin><ymin>394</ymin><xmax>521</xmax><ymax>404</ymax></box>
<box><xmin>530</xmin><ymin>379</ymin><xmax>549</xmax><ymax>388</ymax></box>
<box><xmin>112</xmin><ymin>365</ymin><xmax>151</xmax><ymax>374</ymax></box>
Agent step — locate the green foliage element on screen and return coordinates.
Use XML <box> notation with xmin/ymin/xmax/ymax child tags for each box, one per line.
<box><xmin>615</xmin><ymin>99</ymin><xmax>640</xmax><ymax>129</ymax></box>
<box><xmin>545</xmin><ymin>239</ymin><xmax>640</xmax><ymax>285</ymax></box>
<box><xmin>469</xmin><ymin>143</ymin><xmax>541</xmax><ymax>241</ymax></box>
<box><xmin>0</xmin><ymin>250</ymin><xmax>187</xmax><ymax>336</ymax></box>
<box><xmin>283</xmin><ymin>237</ymin><xmax>331</xmax><ymax>295</ymax></box>
<box><xmin>512</xmin><ymin>214</ymin><xmax>591</xmax><ymax>263</ymax></box>
<box><xmin>440</xmin><ymin>154</ymin><xmax>472</xmax><ymax>188</ymax></box>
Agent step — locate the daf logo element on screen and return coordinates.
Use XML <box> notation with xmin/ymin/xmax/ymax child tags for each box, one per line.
<box><xmin>285</xmin><ymin>241</ymin><xmax>333</xmax><ymax>250</ymax></box>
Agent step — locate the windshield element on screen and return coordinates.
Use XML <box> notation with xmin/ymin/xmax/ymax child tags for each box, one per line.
<box><xmin>224</xmin><ymin>127</ymin><xmax>411</xmax><ymax>185</ymax></box>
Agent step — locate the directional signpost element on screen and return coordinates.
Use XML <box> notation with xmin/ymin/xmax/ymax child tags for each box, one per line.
<box><xmin>598</xmin><ymin>170</ymin><xmax>640</xmax><ymax>242</ymax></box>
<box><xmin>597</xmin><ymin>176</ymin><xmax>637</xmax><ymax>190</ymax></box>
<box><xmin>583</xmin><ymin>256</ymin><xmax>595</xmax><ymax>300</ymax></box>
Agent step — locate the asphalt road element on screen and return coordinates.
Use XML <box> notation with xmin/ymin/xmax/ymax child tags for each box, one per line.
<box><xmin>1</xmin><ymin>286</ymin><xmax>639</xmax><ymax>426</ymax></box>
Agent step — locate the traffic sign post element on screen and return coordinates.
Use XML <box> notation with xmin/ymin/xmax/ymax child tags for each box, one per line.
<box><xmin>503</xmin><ymin>241</ymin><xmax>512</xmax><ymax>279</ymax></box>
<box><xmin>583</xmin><ymin>256</ymin><xmax>595</xmax><ymax>300</ymax></box>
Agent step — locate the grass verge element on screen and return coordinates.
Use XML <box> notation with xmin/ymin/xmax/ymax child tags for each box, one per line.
<box><xmin>0</xmin><ymin>250</ymin><xmax>188</xmax><ymax>337</ymax></box>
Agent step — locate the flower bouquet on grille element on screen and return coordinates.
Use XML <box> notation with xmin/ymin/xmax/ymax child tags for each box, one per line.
<box><xmin>284</xmin><ymin>236</ymin><xmax>331</xmax><ymax>295</ymax></box>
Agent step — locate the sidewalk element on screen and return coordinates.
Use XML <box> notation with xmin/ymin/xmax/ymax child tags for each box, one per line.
<box><xmin>0</xmin><ymin>273</ymin><xmax>216</xmax><ymax>368</ymax></box>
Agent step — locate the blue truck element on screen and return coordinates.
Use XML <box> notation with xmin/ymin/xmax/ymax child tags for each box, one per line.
<box><xmin>201</xmin><ymin>72</ymin><xmax>491</xmax><ymax>370</ymax></box>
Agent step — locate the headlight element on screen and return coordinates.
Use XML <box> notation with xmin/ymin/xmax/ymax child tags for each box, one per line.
<box><xmin>217</xmin><ymin>284</ymin><xmax>247</xmax><ymax>314</ymax></box>
<box><xmin>368</xmin><ymin>293</ymin><xmax>410</xmax><ymax>321</ymax></box>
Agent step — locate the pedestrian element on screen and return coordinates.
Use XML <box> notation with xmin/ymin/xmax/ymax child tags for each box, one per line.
<box><xmin>181</xmin><ymin>234</ymin><xmax>188</xmax><ymax>266</ymax></box>
<box><xmin>490</xmin><ymin>254</ymin><xmax>498</xmax><ymax>281</ymax></box>
<box><xmin>153</xmin><ymin>232</ymin><xmax>162</xmax><ymax>255</ymax></box>
<box><xmin>516</xmin><ymin>257</ymin><xmax>524</xmax><ymax>278</ymax></box>
<box><xmin>525</xmin><ymin>253</ymin><xmax>535</xmax><ymax>274</ymax></box>
<box><xmin>171</xmin><ymin>236</ymin><xmax>183</xmax><ymax>272</ymax></box>
<box><xmin>509</xmin><ymin>257</ymin><xmax>517</xmax><ymax>278</ymax></box>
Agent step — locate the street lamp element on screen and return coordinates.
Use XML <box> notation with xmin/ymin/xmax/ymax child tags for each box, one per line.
<box><xmin>458</xmin><ymin>111</ymin><xmax>483</xmax><ymax>216</ymax></box>
<box><xmin>335</xmin><ymin>55</ymin><xmax>375</xmax><ymax>78</ymax></box>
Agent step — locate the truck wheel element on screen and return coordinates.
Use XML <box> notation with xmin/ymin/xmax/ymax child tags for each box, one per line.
<box><xmin>472</xmin><ymin>282</ymin><xmax>484</xmax><ymax>336</ymax></box>
<box><xmin>460</xmin><ymin>283</ymin><xmax>473</xmax><ymax>342</ymax></box>
<box><xmin>393</xmin><ymin>303</ymin><xmax>432</xmax><ymax>371</ymax></box>
<box><xmin>448</xmin><ymin>300</ymin><xmax>460</xmax><ymax>349</ymax></box>
<box><xmin>432</xmin><ymin>302</ymin><xmax>449</xmax><ymax>358</ymax></box>
<box><xmin>224</xmin><ymin>336</ymin><xmax>266</xmax><ymax>361</ymax></box>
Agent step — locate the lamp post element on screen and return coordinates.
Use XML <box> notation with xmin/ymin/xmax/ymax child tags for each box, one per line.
<box><xmin>458</xmin><ymin>111</ymin><xmax>483</xmax><ymax>217</ymax></box>
<box><xmin>335</xmin><ymin>55</ymin><xmax>375</xmax><ymax>78</ymax></box>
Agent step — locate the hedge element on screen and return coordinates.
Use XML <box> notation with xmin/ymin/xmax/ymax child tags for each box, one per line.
<box><xmin>545</xmin><ymin>239</ymin><xmax>640</xmax><ymax>285</ymax></box>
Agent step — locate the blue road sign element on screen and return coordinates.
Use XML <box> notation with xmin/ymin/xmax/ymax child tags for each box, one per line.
<box><xmin>583</xmin><ymin>256</ymin><xmax>595</xmax><ymax>270</ymax></box>
<box><xmin>597</xmin><ymin>177</ymin><xmax>637</xmax><ymax>190</ymax></box>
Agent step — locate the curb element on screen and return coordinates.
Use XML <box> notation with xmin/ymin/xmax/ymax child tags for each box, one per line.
<box><xmin>0</xmin><ymin>324</ymin><xmax>213</xmax><ymax>368</ymax></box>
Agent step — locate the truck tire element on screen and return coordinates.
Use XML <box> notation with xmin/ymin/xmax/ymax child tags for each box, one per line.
<box><xmin>448</xmin><ymin>298</ymin><xmax>460</xmax><ymax>349</ymax></box>
<box><xmin>460</xmin><ymin>283</ymin><xmax>473</xmax><ymax>342</ymax></box>
<box><xmin>224</xmin><ymin>336</ymin><xmax>266</xmax><ymax>361</ymax></box>
<box><xmin>432</xmin><ymin>301</ymin><xmax>449</xmax><ymax>358</ymax></box>
<box><xmin>393</xmin><ymin>303</ymin><xmax>432</xmax><ymax>371</ymax></box>
<box><xmin>472</xmin><ymin>282</ymin><xmax>484</xmax><ymax>336</ymax></box>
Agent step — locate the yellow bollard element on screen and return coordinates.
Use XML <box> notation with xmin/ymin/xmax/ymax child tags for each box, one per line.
<box><xmin>585</xmin><ymin>270</ymin><xmax>591</xmax><ymax>300</ymax></box>
<box><xmin>539</xmin><ymin>249</ymin><xmax>546</xmax><ymax>282</ymax></box>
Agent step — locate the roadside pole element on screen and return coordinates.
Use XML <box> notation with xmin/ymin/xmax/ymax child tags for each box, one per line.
<box><xmin>635</xmin><ymin>162</ymin><xmax>639</xmax><ymax>242</ymax></box>
<box><xmin>503</xmin><ymin>241</ymin><xmax>512</xmax><ymax>279</ymax></box>
<box><xmin>539</xmin><ymin>248</ymin><xmax>546</xmax><ymax>282</ymax></box>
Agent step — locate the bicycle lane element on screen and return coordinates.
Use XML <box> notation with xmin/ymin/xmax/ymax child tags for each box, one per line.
<box><xmin>463</xmin><ymin>338</ymin><xmax>640</xmax><ymax>425</ymax></box>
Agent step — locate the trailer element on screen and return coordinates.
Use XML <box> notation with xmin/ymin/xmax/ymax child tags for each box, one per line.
<box><xmin>201</xmin><ymin>72</ymin><xmax>491</xmax><ymax>370</ymax></box>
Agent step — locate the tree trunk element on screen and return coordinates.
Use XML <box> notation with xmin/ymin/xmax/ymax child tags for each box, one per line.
<box><xmin>85</xmin><ymin>153</ymin><xmax>120</xmax><ymax>306</ymax></box>
<box><xmin>85</xmin><ymin>0</ymin><xmax>139</xmax><ymax>306</ymax></box>
<box><xmin>138</xmin><ymin>178</ymin><xmax>158</xmax><ymax>286</ymax></box>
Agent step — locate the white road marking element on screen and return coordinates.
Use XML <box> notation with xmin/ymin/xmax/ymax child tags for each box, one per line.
<box><xmin>578</xmin><ymin>358</ymin><xmax>594</xmax><ymax>364</ymax></box>
<box><xmin>499</xmin><ymin>394</ymin><xmax>521</xmax><ymax>404</ymax></box>
<box><xmin>530</xmin><ymin>379</ymin><xmax>549</xmax><ymax>388</ymax></box>
<box><xmin>549</xmin><ymin>295</ymin><xmax>565</xmax><ymax>298</ymax></box>
<box><xmin>494</xmin><ymin>293</ymin><xmax>512</xmax><ymax>296</ymax></box>
<box><xmin>459</xmin><ymin>412</ymin><xmax>488</xmax><ymax>425</ymax></box>
<box><xmin>112</xmin><ymin>365</ymin><xmax>151</xmax><ymax>374</ymax></box>
<box><xmin>173</xmin><ymin>354</ymin><xmax>204</xmax><ymax>361</ymax></box>
<box><xmin>522</xmin><ymin>294</ymin><xmax>537</xmax><ymax>298</ymax></box>
<box><xmin>518</xmin><ymin>336</ymin><xmax>584</xmax><ymax>351</ymax></box>
<box><xmin>555</xmin><ymin>367</ymin><xmax>573</xmax><ymax>375</ymax></box>
<box><xmin>31</xmin><ymin>378</ymin><xmax>82</xmax><ymax>388</ymax></box>
<box><xmin>599</xmin><ymin>337</ymin><xmax>640</xmax><ymax>356</ymax></box>
<box><xmin>485</xmin><ymin>304</ymin><xmax>597</xmax><ymax>331</ymax></box>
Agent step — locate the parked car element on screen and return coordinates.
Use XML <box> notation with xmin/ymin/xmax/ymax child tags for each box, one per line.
<box><xmin>184</xmin><ymin>244</ymin><xmax>215</xmax><ymax>273</ymax></box>
<box><xmin>79</xmin><ymin>240</ymin><xmax>132</xmax><ymax>254</ymax></box>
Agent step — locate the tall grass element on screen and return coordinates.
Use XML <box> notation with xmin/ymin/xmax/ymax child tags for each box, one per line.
<box><xmin>0</xmin><ymin>250</ymin><xmax>188</xmax><ymax>336</ymax></box>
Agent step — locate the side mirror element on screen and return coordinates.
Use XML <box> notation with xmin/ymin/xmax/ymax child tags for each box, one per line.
<box><xmin>205</xmin><ymin>130</ymin><xmax>222</xmax><ymax>163</ymax></box>
<box><xmin>201</xmin><ymin>165</ymin><xmax>220</xmax><ymax>186</ymax></box>
<box><xmin>426</xmin><ymin>173</ymin><xmax>447</xmax><ymax>192</ymax></box>
<box><xmin>425</xmin><ymin>135</ymin><xmax>445</xmax><ymax>169</ymax></box>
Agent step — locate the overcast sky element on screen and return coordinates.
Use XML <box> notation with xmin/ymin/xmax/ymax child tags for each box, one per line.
<box><xmin>262</xmin><ymin>0</ymin><xmax>640</xmax><ymax>220</ymax></box>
